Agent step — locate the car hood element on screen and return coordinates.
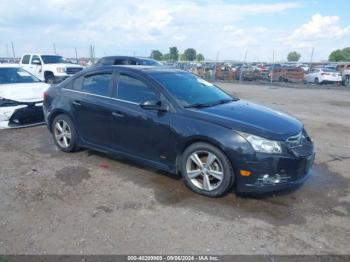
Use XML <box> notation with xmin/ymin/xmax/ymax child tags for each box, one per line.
<box><xmin>190</xmin><ymin>100</ymin><xmax>303</xmax><ymax>140</ymax></box>
<box><xmin>0</xmin><ymin>82</ymin><xmax>49</xmax><ymax>102</ymax></box>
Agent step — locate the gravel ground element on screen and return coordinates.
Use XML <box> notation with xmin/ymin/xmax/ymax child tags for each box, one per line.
<box><xmin>0</xmin><ymin>83</ymin><xmax>349</xmax><ymax>255</ymax></box>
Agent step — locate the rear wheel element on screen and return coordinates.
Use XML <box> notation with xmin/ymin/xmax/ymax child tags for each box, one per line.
<box><xmin>181</xmin><ymin>142</ymin><xmax>234</xmax><ymax>197</ymax></box>
<box><xmin>314</xmin><ymin>77</ymin><xmax>319</xmax><ymax>85</ymax></box>
<box><xmin>52</xmin><ymin>114</ymin><xmax>79</xmax><ymax>152</ymax></box>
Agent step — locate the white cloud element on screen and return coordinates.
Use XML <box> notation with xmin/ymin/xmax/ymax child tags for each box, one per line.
<box><xmin>0</xmin><ymin>1</ymin><xmax>348</xmax><ymax>61</ymax></box>
<box><xmin>284</xmin><ymin>13</ymin><xmax>350</xmax><ymax>43</ymax></box>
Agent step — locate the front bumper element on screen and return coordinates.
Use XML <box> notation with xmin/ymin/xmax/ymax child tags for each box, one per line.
<box><xmin>0</xmin><ymin>103</ymin><xmax>44</xmax><ymax>129</ymax></box>
<box><xmin>234</xmin><ymin>152</ymin><xmax>315</xmax><ymax>193</ymax></box>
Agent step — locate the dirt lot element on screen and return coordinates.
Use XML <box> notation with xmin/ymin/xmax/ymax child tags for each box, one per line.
<box><xmin>0</xmin><ymin>83</ymin><xmax>349</xmax><ymax>255</ymax></box>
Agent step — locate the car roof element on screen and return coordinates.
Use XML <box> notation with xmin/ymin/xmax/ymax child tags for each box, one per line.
<box><xmin>81</xmin><ymin>65</ymin><xmax>187</xmax><ymax>76</ymax></box>
<box><xmin>0</xmin><ymin>63</ymin><xmax>19</xmax><ymax>68</ymax></box>
<box><xmin>99</xmin><ymin>56</ymin><xmax>153</xmax><ymax>61</ymax></box>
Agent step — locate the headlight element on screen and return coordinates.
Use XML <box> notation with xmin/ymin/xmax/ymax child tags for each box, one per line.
<box><xmin>57</xmin><ymin>67</ymin><xmax>66</xmax><ymax>73</ymax></box>
<box><xmin>239</xmin><ymin>132</ymin><xmax>282</xmax><ymax>154</ymax></box>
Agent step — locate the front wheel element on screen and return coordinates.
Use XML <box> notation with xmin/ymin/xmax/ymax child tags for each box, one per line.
<box><xmin>52</xmin><ymin>114</ymin><xmax>79</xmax><ymax>152</ymax></box>
<box><xmin>181</xmin><ymin>142</ymin><xmax>234</xmax><ymax>197</ymax></box>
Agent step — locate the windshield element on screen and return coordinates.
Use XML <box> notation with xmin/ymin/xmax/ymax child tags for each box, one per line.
<box><xmin>152</xmin><ymin>72</ymin><xmax>235</xmax><ymax>107</ymax></box>
<box><xmin>41</xmin><ymin>55</ymin><xmax>66</xmax><ymax>64</ymax></box>
<box><xmin>0</xmin><ymin>67</ymin><xmax>40</xmax><ymax>84</ymax></box>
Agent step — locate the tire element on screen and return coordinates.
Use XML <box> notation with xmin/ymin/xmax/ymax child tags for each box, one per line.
<box><xmin>314</xmin><ymin>77</ymin><xmax>320</xmax><ymax>85</ymax></box>
<box><xmin>45</xmin><ymin>74</ymin><xmax>55</xmax><ymax>84</ymax></box>
<box><xmin>180</xmin><ymin>142</ymin><xmax>234</xmax><ymax>197</ymax></box>
<box><xmin>51</xmin><ymin>114</ymin><xmax>79</xmax><ymax>152</ymax></box>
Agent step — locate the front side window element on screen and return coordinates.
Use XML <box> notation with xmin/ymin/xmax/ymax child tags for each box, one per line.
<box><xmin>116</xmin><ymin>74</ymin><xmax>157</xmax><ymax>103</ymax></box>
<box><xmin>21</xmin><ymin>55</ymin><xmax>30</xmax><ymax>64</ymax></box>
<box><xmin>31</xmin><ymin>55</ymin><xmax>41</xmax><ymax>65</ymax></box>
<box><xmin>82</xmin><ymin>73</ymin><xmax>112</xmax><ymax>96</ymax></box>
<box><xmin>0</xmin><ymin>67</ymin><xmax>40</xmax><ymax>84</ymax></box>
<box><xmin>151</xmin><ymin>72</ymin><xmax>233</xmax><ymax>107</ymax></box>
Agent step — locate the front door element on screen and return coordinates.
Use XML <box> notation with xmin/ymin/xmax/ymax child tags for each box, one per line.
<box><xmin>110</xmin><ymin>72</ymin><xmax>171</xmax><ymax>164</ymax></box>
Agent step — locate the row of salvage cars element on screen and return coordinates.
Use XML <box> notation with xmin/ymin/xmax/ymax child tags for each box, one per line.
<box><xmin>192</xmin><ymin>63</ymin><xmax>346</xmax><ymax>85</ymax></box>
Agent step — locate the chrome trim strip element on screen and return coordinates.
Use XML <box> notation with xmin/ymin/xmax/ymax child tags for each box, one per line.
<box><xmin>62</xmin><ymin>88</ymin><xmax>139</xmax><ymax>105</ymax></box>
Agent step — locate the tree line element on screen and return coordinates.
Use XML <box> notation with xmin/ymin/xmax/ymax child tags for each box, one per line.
<box><xmin>150</xmin><ymin>47</ymin><xmax>205</xmax><ymax>62</ymax></box>
<box><xmin>150</xmin><ymin>47</ymin><xmax>350</xmax><ymax>62</ymax></box>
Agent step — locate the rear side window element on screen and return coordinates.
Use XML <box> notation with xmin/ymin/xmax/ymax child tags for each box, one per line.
<box><xmin>82</xmin><ymin>73</ymin><xmax>112</xmax><ymax>96</ymax></box>
<box><xmin>116</xmin><ymin>74</ymin><xmax>157</xmax><ymax>103</ymax></box>
<box><xmin>21</xmin><ymin>55</ymin><xmax>30</xmax><ymax>64</ymax></box>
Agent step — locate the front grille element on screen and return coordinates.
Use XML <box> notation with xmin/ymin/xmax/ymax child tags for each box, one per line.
<box><xmin>9</xmin><ymin>105</ymin><xmax>44</xmax><ymax>126</ymax></box>
<box><xmin>286</xmin><ymin>132</ymin><xmax>303</xmax><ymax>148</ymax></box>
<box><xmin>286</xmin><ymin>130</ymin><xmax>313</xmax><ymax>157</ymax></box>
<box><xmin>66</xmin><ymin>67</ymin><xmax>83</xmax><ymax>75</ymax></box>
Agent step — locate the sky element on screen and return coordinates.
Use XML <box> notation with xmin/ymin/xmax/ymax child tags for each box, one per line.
<box><xmin>0</xmin><ymin>0</ymin><xmax>349</xmax><ymax>62</ymax></box>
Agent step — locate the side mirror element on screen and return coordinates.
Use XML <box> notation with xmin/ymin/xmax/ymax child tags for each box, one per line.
<box><xmin>32</xmin><ymin>59</ymin><xmax>41</xmax><ymax>65</ymax></box>
<box><xmin>140</xmin><ymin>99</ymin><xmax>169</xmax><ymax>112</ymax></box>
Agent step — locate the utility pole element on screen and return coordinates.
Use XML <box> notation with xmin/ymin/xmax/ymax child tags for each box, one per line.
<box><xmin>271</xmin><ymin>49</ymin><xmax>275</xmax><ymax>83</ymax></box>
<box><xmin>309</xmin><ymin>47</ymin><xmax>314</xmax><ymax>72</ymax></box>
<box><xmin>6</xmin><ymin>44</ymin><xmax>9</xmax><ymax>58</ymax></box>
<box><xmin>216</xmin><ymin>50</ymin><xmax>220</xmax><ymax>62</ymax></box>
<box><xmin>239</xmin><ymin>50</ymin><xmax>248</xmax><ymax>82</ymax></box>
<box><xmin>11</xmin><ymin>42</ymin><xmax>15</xmax><ymax>59</ymax></box>
<box><xmin>53</xmin><ymin>43</ymin><xmax>57</xmax><ymax>54</ymax></box>
<box><xmin>75</xmin><ymin>47</ymin><xmax>78</xmax><ymax>63</ymax></box>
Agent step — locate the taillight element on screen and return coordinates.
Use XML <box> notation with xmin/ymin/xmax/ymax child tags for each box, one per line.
<box><xmin>43</xmin><ymin>90</ymin><xmax>48</xmax><ymax>101</ymax></box>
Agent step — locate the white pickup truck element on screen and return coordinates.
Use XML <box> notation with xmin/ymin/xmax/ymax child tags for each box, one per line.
<box><xmin>20</xmin><ymin>54</ymin><xmax>84</xmax><ymax>84</ymax></box>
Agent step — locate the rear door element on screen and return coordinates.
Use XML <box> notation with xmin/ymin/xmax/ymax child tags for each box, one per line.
<box><xmin>109</xmin><ymin>71</ymin><xmax>171</xmax><ymax>164</ymax></box>
<box><xmin>68</xmin><ymin>70</ymin><xmax>115</xmax><ymax>148</ymax></box>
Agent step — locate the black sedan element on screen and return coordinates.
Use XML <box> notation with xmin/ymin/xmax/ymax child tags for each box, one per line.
<box><xmin>43</xmin><ymin>66</ymin><xmax>315</xmax><ymax>197</ymax></box>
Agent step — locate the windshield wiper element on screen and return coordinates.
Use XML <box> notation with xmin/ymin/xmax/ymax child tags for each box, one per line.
<box><xmin>185</xmin><ymin>98</ymin><xmax>238</xmax><ymax>109</ymax></box>
<box><xmin>185</xmin><ymin>103</ymin><xmax>213</xmax><ymax>108</ymax></box>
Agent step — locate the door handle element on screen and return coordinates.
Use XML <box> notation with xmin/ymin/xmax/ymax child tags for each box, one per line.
<box><xmin>112</xmin><ymin>111</ymin><xmax>124</xmax><ymax>117</ymax></box>
<box><xmin>72</xmin><ymin>101</ymin><xmax>81</xmax><ymax>107</ymax></box>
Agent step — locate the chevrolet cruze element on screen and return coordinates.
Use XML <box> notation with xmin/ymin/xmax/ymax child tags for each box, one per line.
<box><xmin>43</xmin><ymin>66</ymin><xmax>315</xmax><ymax>197</ymax></box>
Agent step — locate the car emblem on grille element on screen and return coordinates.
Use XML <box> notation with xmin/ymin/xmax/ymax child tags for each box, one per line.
<box><xmin>286</xmin><ymin>132</ymin><xmax>303</xmax><ymax>147</ymax></box>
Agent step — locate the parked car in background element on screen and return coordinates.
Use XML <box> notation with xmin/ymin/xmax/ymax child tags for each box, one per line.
<box><xmin>304</xmin><ymin>68</ymin><xmax>341</xmax><ymax>84</ymax></box>
<box><xmin>94</xmin><ymin>56</ymin><xmax>162</xmax><ymax>67</ymax></box>
<box><xmin>336</xmin><ymin>64</ymin><xmax>350</xmax><ymax>86</ymax></box>
<box><xmin>0</xmin><ymin>64</ymin><xmax>49</xmax><ymax>129</ymax></box>
<box><xmin>235</xmin><ymin>66</ymin><xmax>261</xmax><ymax>81</ymax></box>
<box><xmin>20</xmin><ymin>54</ymin><xmax>84</xmax><ymax>84</ymax></box>
<box><xmin>44</xmin><ymin>66</ymin><xmax>314</xmax><ymax>197</ymax></box>
<box><xmin>269</xmin><ymin>66</ymin><xmax>304</xmax><ymax>83</ymax></box>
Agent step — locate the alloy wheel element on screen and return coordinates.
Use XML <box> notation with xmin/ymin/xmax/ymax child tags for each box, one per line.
<box><xmin>186</xmin><ymin>150</ymin><xmax>224</xmax><ymax>191</ymax></box>
<box><xmin>54</xmin><ymin>119</ymin><xmax>72</xmax><ymax>148</ymax></box>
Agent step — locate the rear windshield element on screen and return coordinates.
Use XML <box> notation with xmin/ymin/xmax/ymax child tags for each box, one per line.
<box><xmin>0</xmin><ymin>67</ymin><xmax>40</xmax><ymax>84</ymax></box>
<box><xmin>322</xmin><ymin>68</ymin><xmax>337</xmax><ymax>72</ymax></box>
